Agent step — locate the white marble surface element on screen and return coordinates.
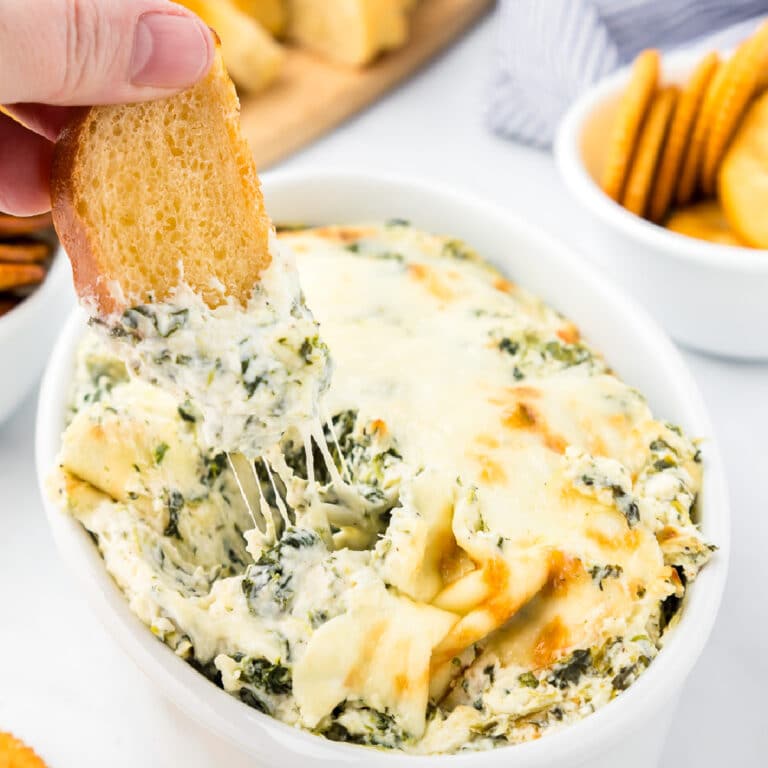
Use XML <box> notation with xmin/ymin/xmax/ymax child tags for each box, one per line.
<box><xmin>1</xmin><ymin>12</ymin><xmax>766</xmax><ymax>766</ymax></box>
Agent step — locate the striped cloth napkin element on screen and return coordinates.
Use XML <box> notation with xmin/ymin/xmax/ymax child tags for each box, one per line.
<box><xmin>489</xmin><ymin>0</ymin><xmax>768</xmax><ymax>148</ymax></box>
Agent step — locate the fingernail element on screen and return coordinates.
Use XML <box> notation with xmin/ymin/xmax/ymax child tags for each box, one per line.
<box><xmin>131</xmin><ymin>12</ymin><xmax>212</xmax><ymax>88</ymax></box>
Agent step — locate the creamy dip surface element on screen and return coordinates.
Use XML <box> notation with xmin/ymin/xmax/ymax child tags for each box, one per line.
<box><xmin>53</xmin><ymin>222</ymin><xmax>713</xmax><ymax>754</ymax></box>
<box><xmin>90</xmin><ymin>232</ymin><xmax>331</xmax><ymax>458</ymax></box>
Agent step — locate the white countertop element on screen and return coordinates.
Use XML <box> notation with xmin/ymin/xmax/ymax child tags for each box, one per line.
<box><xmin>1</xmin><ymin>13</ymin><xmax>766</xmax><ymax>767</ymax></box>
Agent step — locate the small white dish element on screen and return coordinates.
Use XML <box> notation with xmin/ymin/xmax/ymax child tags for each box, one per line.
<box><xmin>36</xmin><ymin>172</ymin><xmax>729</xmax><ymax>768</ymax></box>
<box><xmin>0</xmin><ymin>247</ymin><xmax>74</xmax><ymax>423</ymax></box>
<box><xmin>555</xmin><ymin>49</ymin><xmax>768</xmax><ymax>360</ymax></box>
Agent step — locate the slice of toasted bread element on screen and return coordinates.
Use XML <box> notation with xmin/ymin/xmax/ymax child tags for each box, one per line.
<box><xmin>51</xmin><ymin>49</ymin><xmax>272</xmax><ymax>315</ymax></box>
<box><xmin>180</xmin><ymin>0</ymin><xmax>285</xmax><ymax>92</ymax></box>
<box><xmin>287</xmin><ymin>0</ymin><xmax>409</xmax><ymax>66</ymax></box>
<box><xmin>233</xmin><ymin>0</ymin><xmax>288</xmax><ymax>36</ymax></box>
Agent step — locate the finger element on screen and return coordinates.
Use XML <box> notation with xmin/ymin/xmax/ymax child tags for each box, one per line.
<box><xmin>0</xmin><ymin>114</ymin><xmax>54</xmax><ymax>215</ymax></box>
<box><xmin>1</xmin><ymin>104</ymin><xmax>85</xmax><ymax>141</ymax></box>
<box><xmin>0</xmin><ymin>0</ymin><xmax>215</xmax><ymax>106</ymax></box>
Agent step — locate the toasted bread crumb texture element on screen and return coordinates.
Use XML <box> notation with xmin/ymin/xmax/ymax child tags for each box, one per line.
<box><xmin>53</xmin><ymin>52</ymin><xmax>271</xmax><ymax>314</ymax></box>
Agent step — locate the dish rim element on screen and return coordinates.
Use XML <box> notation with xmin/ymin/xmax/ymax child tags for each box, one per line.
<box><xmin>554</xmin><ymin>47</ymin><xmax>768</xmax><ymax>272</ymax></box>
<box><xmin>35</xmin><ymin>170</ymin><xmax>731</xmax><ymax>766</ymax></box>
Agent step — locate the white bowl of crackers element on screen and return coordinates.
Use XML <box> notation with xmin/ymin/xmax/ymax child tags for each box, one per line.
<box><xmin>555</xmin><ymin>21</ymin><xmax>768</xmax><ymax>360</ymax></box>
<box><xmin>0</xmin><ymin>213</ymin><xmax>74</xmax><ymax>423</ymax></box>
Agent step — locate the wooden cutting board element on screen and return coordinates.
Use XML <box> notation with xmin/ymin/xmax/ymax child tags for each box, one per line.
<box><xmin>239</xmin><ymin>0</ymin><xmax>494</xmax><ymax>169</ymax></box>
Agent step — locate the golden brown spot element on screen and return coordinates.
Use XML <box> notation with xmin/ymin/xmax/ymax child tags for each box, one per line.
<box><xmin>545</xmin><ymin>551</ymin><xmax>585</xmax><ymax>595</ymax></box>
<box><xmin>503</xmin><ymin>402</ymin><xmax>537</xmax><ymax>429</ymax></box>
<box><xmin>544</xmin><ymin>434</ymin><xmax>567</xmax><ymax>454</ymax></box>
<box><xmin>431</xmin><ymin>561</ymin><xmax>515</xmax><ymax>670</ymax></box>
<box><xmin>471</xmin><ymin>452</ymin><xmax>507</xmax><ymax>484</ymax></box>
<box><xmin>407</xmin><ymin>263</ymin><xmax>456</xmax><ymax>302</ymax></box>
<box><xmin>494</xmin><ymin>277</ymin><xmax>516</xmax><ymax>294</ymax></box>
<box><xmin>588</xmin><ymin>434</ymin><xmax>610</xmax><ymax>458</ymax></box>
<box><xmin>368</xmin><ymin>419</ymin><xmax>388</xmax><ymax>437</ymax></box>
<box><xmin>556</xmin><ymin>324</ymin><xmax>581</xmax><ymax>344</ymax></box>
<box><xmin>668</xmin><ymin>565</ymin><xmax>684</xmax><ymax>591</ymax></box>
<box><xmin>656</xmin><ymin>525</ymin><xmax>679</xmax><ymax>543</ymax></box>
<box><xmin>312</xmin><ymin>225</ymin><xmax>375</xmax><ymax>243</ymax></box>
<box><xmin>394</xmin><ymin>673</ymin><xmax>410</xmax><ymax>695</ymax></box>
<box><xmin>344</xmin><ymin>620</ymin><xmax>387</xmax><ymax>689</ymax></box>
<box><xmin>440</xmin><ymin>544</ymin><xmax>476</xmax><ymax>586</ymax></box>
<box><xmin>475</xmin><ymin>434</ymin><xmax>500</xmax><ymax>449</ymax></box>
<box><xmin>511</xmin><ymin>386</ymin><xmax>542</xmax><ymax>400</ymax></box>
<box><xmin>482</xmin><ymin>557</ymin><xmax>509</xmax><ymax>597</ymax></box>
<box><xmin>488</xmin><ymin>386</ymin><xmax>541</xmax><ymax>406</ymax></box>
<box><xmin>431</xmin><ymin>558</ymin><xmax>551</xmax><ymax>678</ymax></box>
<box><xmin>501</xmin><ymin>402</ymin><xmax>567</xmax><ymax>455</ymax></box>
<box><xmin>533</xmin><ymin>616</ymin><xmax>570</xmax><ymax>667</ymax></box>
<box><xmin>609</xmin><ymin>412</ymin><xmax>630</xmax><ymax>429</ymax></box>
<box><xmin>586</xmin><ymin>526</ymin><xmax>641</xmax><ymax>551</ymax></box>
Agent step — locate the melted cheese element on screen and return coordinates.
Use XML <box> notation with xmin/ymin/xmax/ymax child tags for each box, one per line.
<box><xmin>293</xmin><ymin>580</ymin><xmax>457</xmax><ymax>737</ymax></box>
<box><xmin>55</xmin><ymin>222</ymin><xmax>712</xmax><ymax>754</ymax></box>
<box><xmin>288</xmin><ymin>226</ymin><xmax>684</xmax><ymax>689</ymax></box>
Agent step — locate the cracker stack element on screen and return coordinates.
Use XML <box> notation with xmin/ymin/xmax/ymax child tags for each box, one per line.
<box><xmin>0</xmin><ymin>213</ymin><xmax>55</xmax><ymax>317</ymax></box>
<box><xmin>600</xmin><ymin>21</ymin><xmax>768</xmax><ymax>248</ymax></box>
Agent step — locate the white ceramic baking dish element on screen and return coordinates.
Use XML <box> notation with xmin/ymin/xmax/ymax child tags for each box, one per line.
<box><xmin>36</xmin><ymin>171</ymin><xmax>729</xmax><ymax>768</ymax></box>
<box><xmin>555</xmin><ymin>49</ymin><xmax>768</xmax><ymax>360</ymax></box>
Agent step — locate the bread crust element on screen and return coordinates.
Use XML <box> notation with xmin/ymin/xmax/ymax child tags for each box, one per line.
<box><xmin>50</xmin><ymin>50</ymin><xmax>272</xmax><ymax>316</ymax></box>
<box><xmin>51</xmin><ymin>110</ymin><xmax>115</xmax><ymax>312</ymax></box>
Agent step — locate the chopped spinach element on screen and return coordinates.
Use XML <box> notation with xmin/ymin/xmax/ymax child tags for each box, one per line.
<box><xmin>242</xmin><ymin>528</ymin><xmax>321</xmax><ymax>612</ymax></box>
<box><xmin>612</xmin><ymin>656</ymin><xmax>650</xmax><ymax>691</ymax></box>
<box><xmin>543</xmin><ymin>340</ymin><xmax>591</xmax><ymax>367</ymax></box>
<box><xmin>163</xmin><ymin>489</ymin><xmax>184</xmax><ymax>539</ymax></box>
<box><xmin>238</xmin><ymin>687</ymin><xmax>270</xmax><ymax>714</ymax></box>
<box><xmin>589</xmin><ymin>564</ymin><xmax>623</xmax><ymax>590</ymax></box>
<box><xmin>611</xmin><ymin>485</ymin><xmax>640</xmax><ymax>527</ymax></box>
<box><xmin>498</xmin><ymin>337</ymin><xmax>519</xmax><ymax>356</ymax></box>
<box><xmin>300</xmin><ymin>336</ymin><xmax>319</xmax><ymax>363</ymax></box>
<box><xmin>233</xmin><ymin>654</ymin><xmax>292</xmax><ymax>695</ymax></box>
<box><xmin>154</xmin><ymin>442</ymin><xmax>169</xmax><ymax>465</ymax></box>
<box><xmin>518</xmin><ymin>671</ymin><xmax>539</xmax><ymax>689</ymax></box>
<box><xmin>160</xmin><ymin>308</ymin><xmax>189</xmax><ymax>338</ymax></box>
<box><xmin>442</xmin><ymin>239</ymin><xmax>474</xmax><ymax>260</ymax></box>
<box><xmin>178</xmin><ymin>400</ymin><xmax>197</xmax><ymax>423</ymax></box>
<box><xmin>548</xmin><ymin>649</ymin><xmax>591</xmax><ymax>689</ymax></box>
<box><xmin>202</xmin><ymin>452</ymin><xmax>228</xmax><ymax>486</ymax></box>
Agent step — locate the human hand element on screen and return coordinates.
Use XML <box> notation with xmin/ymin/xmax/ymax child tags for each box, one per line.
<box><xmin>0</xmin><ymin>0</ymin><xmax>215</xmax><ymax>215</ymax></box>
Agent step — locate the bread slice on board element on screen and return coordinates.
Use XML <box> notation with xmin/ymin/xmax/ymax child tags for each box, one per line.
<box><xmin>51</xmin><ymin>49</ymin><xmax>272</xmax><ymax>315</ymax></box>
<box><xmin>180</xmin><ymin>0</ymin><xmax>285</xmax><ymax>92</ymax></box>
<box><xmin>287</xmin><ymin>0</ymin><xmax>410</xmax><ymax>66</ymax></box>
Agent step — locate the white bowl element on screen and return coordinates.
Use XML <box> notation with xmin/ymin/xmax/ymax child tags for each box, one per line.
<box><xmin>0</xmin><ymin>247</ymin><xmax>74</xmax><ymax>423</ymax></box>
<box><xmin>555</xmin><ymin>50</ymin><xmax>768</xmax><ymax>360</ymax></box>
<box><xmin>36</xmin><ymin>172</ymin><xmax>730</xmax><ymax>768</ymax></box>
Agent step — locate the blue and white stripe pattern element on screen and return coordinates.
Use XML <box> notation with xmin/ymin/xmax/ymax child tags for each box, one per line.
<box><xmin>489</xmin><ymin>0</ymin><xmax>768</xmax><ymax>148</ymax></box>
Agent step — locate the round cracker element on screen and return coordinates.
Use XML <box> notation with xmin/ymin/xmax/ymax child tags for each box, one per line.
<box><xmin>649</xmin><ymin>52</ymin><xmax>719</xmax><ymax>223</ymax></box>
<box><xmin>719</xmin><ymin>90</ymin><xmax>768</xmax><ymax>248</ymax></box>
<box><xmin>0</xmin><ymin>733</ymin><xmax>47</xmax><ymax>768</ymax></box>
<box><xmin>601</xmin><ymin>49</ymin><xmax>660</xmax><ymax>202</ymax></box>
<box><xmin>665</xmin><ymin>200</ymin><xmax>747</xmax><ymax>246</ymax></box>
<box><xmin>701</xmin><ymin>21</ymin><xmax>768</xmax><ymax>195</ymax></box>
<box><xmin>621</xmin><ymin>87</ymin><xmax>678</xmax><ymax>217</ymax></box>
<box><xmin>675</xmin><ymin>61</ymin><xmax>725</xmax><ymax>205</ymax></box>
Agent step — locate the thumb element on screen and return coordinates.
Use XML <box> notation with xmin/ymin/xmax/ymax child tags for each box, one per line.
<box><xmin>0</xmin><ymin>0</ymin><xmax>215</xmax><ymax>106</ymax></box>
